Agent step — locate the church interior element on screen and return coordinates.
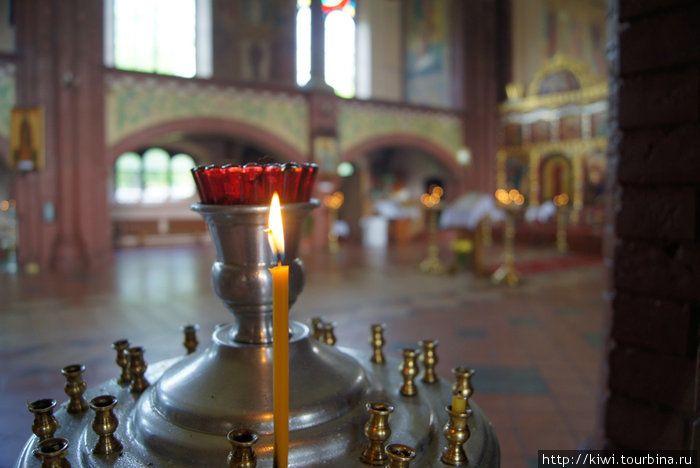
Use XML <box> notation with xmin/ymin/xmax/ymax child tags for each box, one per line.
<box><xmin>1</xmin><ymin>0</ymin><xmax>698</xmax><ymax>467</ymax></box>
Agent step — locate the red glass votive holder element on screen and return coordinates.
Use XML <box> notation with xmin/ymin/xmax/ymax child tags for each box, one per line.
<box><xmin>242</xmin><ymin>163</ymin><xmax>264</xmax><ymax>204</ymax></box>
<box><xmin>222</xmin><ymin>164</ymin><xmax>244</xmax><ymax>204</ymax></box>
<box><xmin>298</xmin><ymin>163</ymin><xmax>318</xmax><ymax>202</ymax></box>
<box><xmin>191</xmin><ymin>166</ymin><xmax>206</xmax><ymax>202</ymax></box>
<box><xmin>263</xmin><ymin>163</ymin><xmax>284</xmax><ymax>204</ymax></box>
<box><xmin>282</xmin><ymin>163</ymin><xmax>303</xmax><ymax>203</ymax></box>
<box><xmin>202</xmin><ymin>165</ymin><xmax>226</xmax><ymax>204</ymax></box>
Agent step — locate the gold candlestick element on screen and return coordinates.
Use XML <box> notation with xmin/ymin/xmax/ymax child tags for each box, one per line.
<box><xmin>369</xmin><ymin>323</ymin><xmax>386</xmax><ymax>364</ymax></box>
<box><xmin>420</xmin><ymin>206</ymin><xmax>445</xmax><ymax>274</ymax></box>
<box><xmin>419</xmin><ymin>339</ymin><xmax>438</xmax><ymax>384</ymax></box>
<box><xmin>556</xmin><ymin>207</ymin><xmax>568</xmax><ymax>253</ymax></box>
<box><xmin>128</xmin><ymin>347</ymin><xmax>149</xmax><ymax>394</ymax></box>
<box><xmin>61</xmin><ymin>364</ymin><xmax>88</xmax><ymax>413</ymax></box>
<box><xmin>27</xmin><ymin>399</ymin><xmax>59</xmax><ymax>443</ymax></box>
<box><xmin>386</xmin><ymin>444</ymin><xmax>416</xmax><ymax>468</ymax></box>
<box><xmin>441</xmin><ymin>406</ymin><xmax>472</xmax><ymax>466</ymax></box>
<box><xmin>323</xmin><ymin>191</ymin><xmax>344</xmax><ymax>254</ymax></box>
<box><xmin>491</xmin><ymin>205</ymin><xmax>520</xmax><ymax>286</ymax></box>
<box><xmin>227</xmin><ymin>429</ymin><xmax>258</xmax><ymax>468</ymax></box>
<box><xmin>112</xmin><ymin>339</ymin><xmax>131</xmax><ymax>385</ymax></box>
<box><xmin>360</xmin><ymin>402</ymin><xmax>394</xmax><ymax>465</ymax></box>
<box><xmin>89</xmin><ymin>395</ymin><xmax>122</xmax><ymax>455</ymax></box>
<box><xmin>36</xmin><ymin>438</ymin><xmax>70</xmax><ymax>468</ymax></box>
<box><xmin>183</xmin><ymin>324</ymin><xmax>199</xmax><ymax>354</ymax></box>
<box><xmin>399</xmin><ymin>349</ymin><xmax>419</xmax><ymax>397</ymax></box>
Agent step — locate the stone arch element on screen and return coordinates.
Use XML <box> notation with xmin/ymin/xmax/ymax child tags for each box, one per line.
<box><xmin>106</xmin><ymin>117</ymin><xmax>306</xmax><ymax>165</ymax></box>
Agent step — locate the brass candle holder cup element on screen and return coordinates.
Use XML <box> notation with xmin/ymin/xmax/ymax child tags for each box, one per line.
<box><xmin>370</xmin><ymin>323</ymin><xmax>386</xmax><ymax>364</ymax></box>
<box><xmin>321</xmin><ymin>321</ymin><xmax>337</xmax><ymax>345</ymax></box>
<box><xmin>128</xmin><ymin>347</ymin><xmax>149</xmax><ymax>394</ymax></box>
<box><xmin>61</xmin><ymin>364</ymin><xmax>88</xmax><ymax>413</ymax></box>
<box><xmin>441</xmin><ymin>405</ymin><xmax>472</xmax><ymax>466</ymax></box>
<box><xmin>35</xmin><ymin>437</ymin><xmax>70</xmax><ymax>468</ymax></box>
<box><xmin>452</xmin><ymin>366</ymin><xmax>475</xmax><ymax>401</ymax></box>
<box><xmin>227</xmin><ymin>428</ymin><xmax>258</xmax><ymax>468</ymax></box>
<box><xmin>182</xmin><ymin>324</ymin><xmax>199</xmax><ymax>354</ymax></box>
<box><xmin>419</xmin><ymin>340</ymin><xmax>438</xmax><ymax>384</ymax></box>
<box><xmin>399</xmin><ymin>349</ymin><xmax>419</xmax><ymax>397</ymax></box>
<box><xmin>27</xmin><ymin>398</ymin><xmax>59</xmax><ymax>443</ymax></box>
<box><xmin>387</xmin><ymin>443</ymin><xmax>417</xmax><ymax>468</ymax></box>
<box><xmin>89</xmin><ymin>395</ymin><xmax>122</xmax><ymax>456</ymax></box>
<box><xmin>360</xmin><ymin>402</ymin><xmax>394</xmax><ymax>465</ymax></box>
<box><xmin>112</xmin><ymin>339</ymin><xmax>131</xmax><ymax>385</ymax></box>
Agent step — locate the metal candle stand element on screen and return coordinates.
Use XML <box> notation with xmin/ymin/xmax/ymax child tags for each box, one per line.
<box><xmin>15</xmin><ymin>200</ymin><xmax>499</xmax><ymax>467</ymax></box>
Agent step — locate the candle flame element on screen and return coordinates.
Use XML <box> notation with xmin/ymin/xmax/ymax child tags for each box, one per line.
<box><xmin>268</xmin><ymin>193</ymin><xmax>285</xmax><ymax>263</ymax></box>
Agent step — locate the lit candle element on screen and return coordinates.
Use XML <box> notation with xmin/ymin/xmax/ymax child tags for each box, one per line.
<box><xmin>452</xmin><ymin>391</ymin><xmax>467</xmax><ymax>413</ymax></box>
<box><xmin>268</xmin><ymin>193</ymin><xmax>289</xmax><ymax>468</ymax></box>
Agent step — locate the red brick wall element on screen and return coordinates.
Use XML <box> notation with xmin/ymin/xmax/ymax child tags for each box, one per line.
<box><xmin>603</xmin><ymin>0</ymin><xmax>700</xmax><ymax>449</ymax></box>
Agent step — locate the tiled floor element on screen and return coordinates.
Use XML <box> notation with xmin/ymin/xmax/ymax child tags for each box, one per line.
<box><xmin>0</xmin><ymin>238</ymin><xmax>604</xmax><ymax>468</ymax></box>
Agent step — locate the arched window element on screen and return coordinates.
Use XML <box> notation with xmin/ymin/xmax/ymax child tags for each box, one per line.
<box><xmin>115</xmin><ymin>152</ymin><xmax>142</xmax><ymax>203</ymax></box>
<box><xmin>105</xmin><ymin>0</ymin><xmax>212</xmax><ymax>78</ymax></box>
<box><xmin>142</xmin><ymin>148</ymin><xmax>170</xmax><ymax>203</ymax></box>
<box><xmin>170</xmin><ymin>153</ymin><xmax>197</xmax><ymax>200</ymax></box>
<box><xmin>296</xmin><ymin>0</ymin><xmax>356</xmax><ymax>98</ymax></box>
<box><xmin>114</xmin><ymin>149</ymin><xmax>197</xmax><ymax>204</ymax></box>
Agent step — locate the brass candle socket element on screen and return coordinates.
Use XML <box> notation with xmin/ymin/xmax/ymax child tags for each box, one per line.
<box><xmin>112</xmin><ymin>339</ymin><xmax>131</xmax><ymax>385</ymax></box>
<box><xmin>452</xmin><ymin>366</ymin><xmax>475</xmax><ymax>402</ymax></box>
<box><xmin>386</xmin><ymin>443</ymin><xmax>416</xmax><ymax>468</ymax></box>
<box><xmin>399</xmin><ymin>349</ymin><xmax>419</xmax><ymax>397</ymax></box>
<box><xmin>369</xmin><ymin>323</ymin><xmax>386</xmax><ymax>364</ymax></box>
<box><xmin>27</xmin><ymin>398</ymin><xmax>59</xmax><ymax>442</ymax></box>
<box><xmin>227</xmin><ymin>428</ymin><xmax>258</xmax><ymax>468</ymax></box>
<box><xmin>89</xmin><ymin>395</ymin><xmax>122</xmax><ymax>455</ymax></box>
<box><xmin>321</xmin><ymin>321</ymin><xmax>337</xmax><ymax>346</ymax></box>
<box><xmin>36</xmin><ymin>437</ymin><xmax>71</xmax><ymax>468</ymax></box>
<box><xmin>311</xmin><ymin>317</ymin><xmax>323</xmax><ymax>340</ymax></box>
<box><xmin>419</xmin><ymin>340</ymin><xmax>438</xmax><ymax>384</ymax></box>
<box><xmin>360</xmin><ymin>402</ymin><xmax>394</xmax><ymax>465</ymax></box>
<box><xmin>183</xmin><ymin>324</ymin><xmax>199</xmax><ymax>354</ymax></box>
<box><xmin>128</xmin><ymin>346</ymin><xmax>149</xmax><ymax>394</ymax></box>
<box><xmin>61</xmin><ymin>364</ymin><xmax>88</xmax><ymax>413</ymax></box>
<box><xmin>441</xmin><ymin>405</ymin><xmax>472</xmax><ymax>466</ymax></box>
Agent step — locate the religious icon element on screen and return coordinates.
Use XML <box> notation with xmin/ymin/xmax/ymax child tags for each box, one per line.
<box><xmin>10</xmin><ymin>107</ymin><xmax>44</xmax><ymax>171</ymax></box>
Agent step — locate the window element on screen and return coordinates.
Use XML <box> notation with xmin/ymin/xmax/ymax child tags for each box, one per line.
<box><xmin>105</xmin><ymin>0</ymin><xmax>212</xmax><ymax>78</ymax></box>
<box><xmin>115</xmin><ymin>152</ymin><xmax>142</xmax><ymax>203</ymax></box>
<box><xmin>296</xmin><ymin>0</ymin><xmax>356</xmax><ymax>98</ymax></box>
<box><xmin>114</xmin><ymin>149</ymin><xmax>197</xmax><ymax>204</ymax></box>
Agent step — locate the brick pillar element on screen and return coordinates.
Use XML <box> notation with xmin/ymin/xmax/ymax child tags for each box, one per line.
<box><xmin>460</xmin><ymin>0</ymin><xmax>502</xmax><ymax>195</ymax></box>
<box><xmin>13</xmin><ymin>0</ymin><xmax>111</xmax><ymax>273</ymax></box>
<box><xmin>600</xmin><ymin>0</ymin><xmax>700</xmax><ymax>449</ymax></box>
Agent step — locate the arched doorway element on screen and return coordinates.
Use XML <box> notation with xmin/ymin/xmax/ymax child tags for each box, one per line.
<box><xmin>338</xmin><ymin>145</ymin><xmax>459</xmax><ymax>245</ymax></box>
